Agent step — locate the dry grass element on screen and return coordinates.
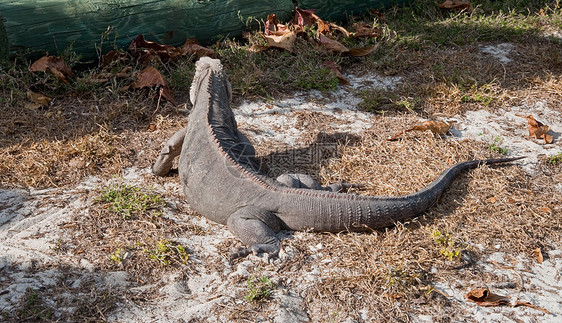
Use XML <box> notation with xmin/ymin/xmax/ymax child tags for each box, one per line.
<box><xmin>0</xmin><ymin>0</ymin><xmax>561</xmax><ymax>321</ymax></box>
<box><xmin>287</xmin><ymin>129</ymin><xmax>561</xmax><ymax>321</ymax></box>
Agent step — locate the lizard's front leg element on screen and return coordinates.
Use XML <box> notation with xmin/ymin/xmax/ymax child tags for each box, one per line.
<box><xmin>152</xmin><ymin>127</ymin><xmax>187</xmax><ymax>176</ymax></box>
<box><xmin>227</xmin><ymin>206</ymin><xmax>285</xmax><ymax>263</ymax></box>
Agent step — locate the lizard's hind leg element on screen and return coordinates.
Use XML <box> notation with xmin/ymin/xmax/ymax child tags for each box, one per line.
<box><xmin>227</xmin><ymin>206</ymin><xmax>284</xmax><ymax>262</ymax></box>
<box><xmin>152</xmin><ymin>127</ymin><xmax>187</xmax><ymax>176</ymax></box>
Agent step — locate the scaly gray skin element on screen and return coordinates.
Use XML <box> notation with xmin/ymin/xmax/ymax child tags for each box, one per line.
<box><xmin>153</xmin><ymin>57</ymin><xmax>524</xmax><ymax>261</ymax></box>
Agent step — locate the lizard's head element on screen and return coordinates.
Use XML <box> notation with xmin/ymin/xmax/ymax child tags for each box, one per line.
<box><xmin>190</xmin><ymin>57</ymin><xmax>232</xmax><ymax>106</ymax></box>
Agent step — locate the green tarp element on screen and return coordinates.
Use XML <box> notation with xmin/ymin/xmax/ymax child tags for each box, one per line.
<box><xmin>0</xmin><ymin>0</ymin><xmax>294</xmax><ymax>59</ymax></box>
<box><xmin>0</xmin><ymin>0</ymin><xmax>412</xmax><ymax>60</ymax></box>
<box><xmin>296</xmin><ymin>0</ymin><xmax>412</xmax><ymax>21</ymax></box>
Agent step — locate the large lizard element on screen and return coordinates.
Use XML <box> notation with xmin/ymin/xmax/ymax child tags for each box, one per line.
<box><xmin>153</xmin><ymin>57</ymin><xmax>523</xmax><ymax>261</ymax></box>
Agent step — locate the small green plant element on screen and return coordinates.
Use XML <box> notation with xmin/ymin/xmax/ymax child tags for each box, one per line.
<box><xmin>547</xmin><ymin>152</ymin><xmax>562</xmax><ymax>165</ymax></box>
<box><xmin>432</xmin><ymin>230</ymin><xmax>461</xmax><ymax>261</ymax></box>
<box><xmin>294</xmin><ymin>67</ymin><xmax>339</xmax><ymax>92</ymax></box>
<box><xmin>461</xmin><ymin>93</ymin><xmax>494</xmax><ymax>105</ymax></box>
<box><xmin>489</xmin><ymin>136</ymin><xmax>509</xmax><ymax>155</ymax></box>
<box><xmin>143</xmin><ymin>239</ymin><xmax>189</xmax><ymax>266</ymax></box>
<box><xmin>109</xmin><ymin>247</ymin><xmax>124</xmax><ymax>263</ymax></box>
<box><xmin>98</xmin><ymin>184</ymin><xmax>165</xmax><ymax>219</ymax></box>
<box><xmin>17</xmin><ymin>288</ymin><xmax>53</xmax><ymax>321</ymax></box>
<box><xmin>245</xmin><ymin>275</ymin><xmax>276</xmax><ymax>302</ymax></box>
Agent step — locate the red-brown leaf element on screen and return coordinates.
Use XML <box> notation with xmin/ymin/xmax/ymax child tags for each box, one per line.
<box><xmin>30</xmin><ymin>56</ymin><xmax>73</xmax><ymax>82</ymax></box>
<box><xmin>518</xmin><ymin>114</ymin><xmax>554</xmax><ymax>144</ymax></box>
<box><xmin>353</xmin><ymin>22</ymin><xmax>383</xmax><ymax>38</ymax></box>
<box><xmin>534</xmin><ymin>248</ymin><xmax>544</xmax><ymax>264</ymax></box>
<box><xmin>465</xmin><ymin>288</ymin><xmax>510</xmax><ymax>306</ymax></box>
<box><xmin>318</xmin><ymin>34</ymin><xmax>349</xmax><ymax>53</ymax></box>
<box><xmin>133</xmin><ymin>67</ymin><xmax>168</xmax><ymax>89</ymax></box>
<box><xmin>180</xmin><ymin>39</ymin><xmax>215</xmax><ymax>57</ymax></box>
<box><xmin>322</xmin><ymin>61</ymin><xmax>349</xmax><ymax>85</ymax></box>
<box><xmin>128</xmin><ymin>34</ymin><xmax>182</xmax><ymax>64</ymax></box>
<box><xmin>348</xmin><ymin>43</ymin><xmax>380</xmax><ymax>57</ymax></box>
<box><xmin>263</xmin><ymin>31</ymin><xmax>297</xmax><ymax>52</ymax></box>
<box><xmin>388</xmin><ymin>120</ymin><xmax>452</xmax><ymax>140</ymax></box>
<box><xmin>438</xmin><ymin>0</ymin><xmax>474</xmax><ymax>12</ymax></box>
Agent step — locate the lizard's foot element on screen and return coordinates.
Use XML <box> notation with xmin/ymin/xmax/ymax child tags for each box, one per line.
<box><xmin>325</xmin><ymin>180</ymin><xmax>364</xmax><ymax>192</ymax></box>
<box><xmin>229</xmin><ymin>242</ymin><xmax>281</xmax><ymax>264</ymax></box>
<box><xmin>227</xmin><ymin>206</ymin><xmax>284</xmax><ymax>264</ymax></box>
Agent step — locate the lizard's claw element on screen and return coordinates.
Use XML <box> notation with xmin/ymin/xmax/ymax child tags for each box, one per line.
<box><xmin>229</xmin><ymin>243</ymin><xmax>280</xmax><ymax>264</ymax></box>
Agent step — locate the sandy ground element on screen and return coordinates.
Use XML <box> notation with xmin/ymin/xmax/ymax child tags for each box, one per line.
<box><xmin>1</xmin><ymin>43</ymin><xmax>561</xmax><ymax>322</ymax></box>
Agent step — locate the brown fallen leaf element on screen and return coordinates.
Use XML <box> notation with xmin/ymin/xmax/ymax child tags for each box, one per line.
<box><xmin>487</xmin><ymin>196</ymin><xmax>497</xmax><ymax>204</ymax></box>
<box><xmin>322</xmin><ymin>61</ymin><xmax>349</xmax><ymax>85</ymax></box>
<box><xmin>388</xmin><ymin>120</ymin><xmax>452</xmax><ymax>140</ymax></box>
<box><xmin>30</xmin><ymin>55</ymin><xmax>73</xmax><ymax>83</ymax></box>
<box><xmin>292</xmin><ymin>7</ymin><xmax>349</xmax><ymax>36</ymax></box>
<box><xmin>128</xmin><ymin>34</ymin><xmax>182</xmax><ymax>64</ymax></box>
<box><xmin>539</xmin><ymin>206</ymin><xmax>552</xmax><ymax>213</ymax></box>
<box><xmin>133</xmin><ymin>67</ymin><xmax>167</xmax><ymax>88</ymax></box>
<box><xmin>101</xmin><ymin>50</ymin><xmax>127</xmax><ymax>67</ymax></box>
<box><xmin>263</xmin><ymin>31</ymin><xmax>297</xmax><ymax>52</ymax></box>
<box><xmin>514</xmin><ymin>301</ymin><xmax>551</xmax><ymax>314</ymax></box>
<box><xmin>353</xmin><ymin>22</ymin><xmax>383</xmax><ymax>38</ymax></box>
<box><xmin>534</xmin><ymin>248</ymin><xmax>544</xmax><ymax>264</ymax></box>
<box><xmin>132</xmin><ymin>67</ymin><xmax>176</xmax><ymax>105</ymax></box>
<box><xmin>180</xmin><ymin>39</ymin><xmax>215</xmax><ymax>57</ymax></box>
<box><xmin>348</xmin><ymin>43</ymin><xmax>380</xmax><ymax>57</ymax></box>
<box><xmin>517</xmin><ymin>114</ymin><xmax>554</xmax><ymax>144</ymax></box>
<box><xmin>26</xmin><ymin>90</ymin><xmax>52</xmax><ymax>107</ymax></box>
<box><xmin>465</xmin><ymin>288</ymin><xmax>510</xmax><ymax>306</ymax></box>
<box><xmin>318</xmin><ymin>34</ymin><xmax>349</xmax><ymax>53</ymax></box>
<box><xmin>466</xmin><ymin>288</ymin><xmax>550</xmax><ymax>313</ymax></box>
<box><xmin>438</xmin><ymin>0</ymin><xmax>473</xmax><ymax>12</ymax></box>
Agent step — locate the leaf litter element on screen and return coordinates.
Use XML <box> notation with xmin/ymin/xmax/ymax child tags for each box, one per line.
<box><xmin>466</xmin><ymin>288</ymin><xmax>550</xmax><ymax>313</ymax></box>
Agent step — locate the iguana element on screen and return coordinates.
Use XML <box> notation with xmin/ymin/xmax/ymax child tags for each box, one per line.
<box><xmin>153</xmin><ymin>57</ymin><xmax>523</xmax><ymax>261</ymax></box>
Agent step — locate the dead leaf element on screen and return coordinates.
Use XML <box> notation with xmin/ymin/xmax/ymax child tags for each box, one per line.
<box><xmin>539</xmin><ymin>206</ymin><xmax>552</xmax><ymax>213</ymax></box>
<box><xmin>133</xmin><ymin>67</ymin><xmax>167</xmax><ymax>89</ymax></box>
<box><xmin>513</xmin><ymin>301</ymin><xmax>550</xmax><ymax>314</ymax></box>
<box><xmin>353</xmin><ymin>22</ymin><xmax>383</xmax><ymax>38</ymax></box>
<box><xmin>322</xmin><ymin>61</ymin><xmax>349</xmax><ymax>85</ymax></box>
<box><xmin>180</xmin><ymin>39</ymin><xmax>215</xmax><ymax>57</ymax></box>
<box><xmin>292</xmin><ymin>7</ymin><xmax>320</xmax><ymax>29</ymax></box>
<box><xmin>101</xmin><ymin>50</ymin><xmax>127</xmax><ymax>67</ymax></box>
<box><xmin>128</xmin><ymin>34</ymin><xmax>182</xmax><ymax>64</ymax></box>
<box><xmin>26</xmin><ymin>90</ymin><xmax>51</xmax><ymax>107</ymax></box>
<box><xmin>148</xmin><ymin>123</ymin><xmax>157</xmax><ymax>132</ymax></box>
<box><xmin>264</xmin><ymin>14</ymin><xmax>292</xmax><ymax>36</ymax></box>
<box><xmin>263</xmin><ymin>31</ymin><xmax>297</xmax><ymax>52</ymax></box>
<box><xmin>318</xmin><ymin>34</ymin><xmax>349</xmax><ymax>53</ymax></box>
<box><xmin>517</xmin><ymin>114</ymin><xmax>554</xmax><ymax>144</ymax></box>
<box><xmin>465</xmin><ymin>288</ymin><xmax>510</xmax><ymax>306</ymax></box>
<box><xmin>438</xmin><ymin>0</ymin><xmax>474</xmax><ymax>12</ymax></box>
<box><xmin>132</xmin><ymin>67</ymin><xmax>176</xmax><ymax>105</ymax></box>
<box><xmin>487</xmin><ymin>196</ymin><xmax>497</xmax><ymax>204</ymax></box>
<box><xmin>30</xmin><ymin>56</ymin><xmax>73</xmax><ymax>83</ymax></box>
<box><xmin>292</xmin><ymin>7</ymin><xmax>349</xmax><ymax>36</ymax></box>
<box><xmin>388</xmin><ymin>120</ymin><xmax>452</xmax><ymax>140</ymax></box>
<box><xmin>534</xmin><ymin>248</ymin><xmax>543</xmax><ymax>264</ymax></box>
<box><xmin>348</xmin><ymin>43</ymin><xmax>380</xmax><ymax>57</ymax></box>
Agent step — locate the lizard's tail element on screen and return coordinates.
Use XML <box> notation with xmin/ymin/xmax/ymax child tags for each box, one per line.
<box><xmin>384</xmin><ymin>156</ymin><xmax>525</xmax><ymax>223</ymax></box>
